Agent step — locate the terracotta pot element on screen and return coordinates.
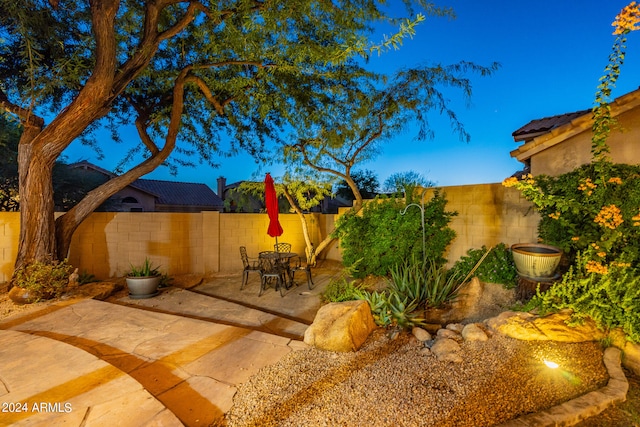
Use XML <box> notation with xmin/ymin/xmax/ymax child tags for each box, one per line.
<box><xmin>125</xmin><ymin>276</ymin><xmax>161</xmax><ymax>299</ymax></box>
<box><xmin>511</xmin><ymin>243</ymin><xmax>562</xmax><ymax>280</ymax></box>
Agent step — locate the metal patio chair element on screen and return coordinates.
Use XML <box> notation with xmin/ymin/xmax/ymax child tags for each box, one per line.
<box><xmin>258</xmin><ymin>252</ymin><xmax>288</xmax><ymax>297</ymax></box>
<box><xmin>274</xmin><ymin>242</ymin><xmax>292</xmax><ymax>254</ymax></box>
<box><xmin>289</xmin><ymin>245</ymin><xmax>316</xmax><ymax>290</ymax></box>
<box><xmin>240</xmin><ymin>246</ymin><xmax>262</xmax><ymax>290</ymax></box>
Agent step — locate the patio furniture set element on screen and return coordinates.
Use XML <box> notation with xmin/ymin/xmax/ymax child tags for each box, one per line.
<box><xmin>240</xmin><ymin>243</ymin><xmax>315</xmax><ymax>297</ymax></box>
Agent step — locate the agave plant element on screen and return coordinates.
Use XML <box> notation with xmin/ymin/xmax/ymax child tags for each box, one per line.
<box><xmin>422</xmin><ymin>259</ymin><xmax>465</xmax><ymax>308</ymax></box>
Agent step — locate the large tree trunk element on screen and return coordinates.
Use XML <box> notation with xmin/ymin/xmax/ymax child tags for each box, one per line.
<box><xmin>14</xmin><ymin>125</ymin><xmax>57</xmax><ymax>273</ymax></box>
<box><xmin>281</xmin><ymin>186</ymin><xmax>316</xmax><ymax>261</ymax></box>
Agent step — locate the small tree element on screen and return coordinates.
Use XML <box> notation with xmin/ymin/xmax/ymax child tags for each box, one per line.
<box><xmin>285</xmin><ymin>61</ymin><xmax>498</xmax><ymax>259</ymax></box>
<box><xmin>383</xmin><ymin>170</ymin><xmax>435</xmax><ymax>197</ymax></box>
<box><xmin>234</xmin><ymin>174</ymin><xmax>333</xmax><ymax>258</ymax></box>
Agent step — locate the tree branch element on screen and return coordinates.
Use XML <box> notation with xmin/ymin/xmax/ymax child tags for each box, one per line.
<box><xmin>0</xmin><ymin>89</ymin><xmax>45</xmax><ymax>129</ymax></box>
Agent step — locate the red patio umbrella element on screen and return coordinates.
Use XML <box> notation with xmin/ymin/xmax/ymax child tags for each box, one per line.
<box><xmin>264</xmin><ymin>173</ymin><xmax>283</xmax><ymax>243</ymax></box>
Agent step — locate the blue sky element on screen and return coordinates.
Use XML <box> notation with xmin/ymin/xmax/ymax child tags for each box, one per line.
<box><xmin>64</xmin><ymin>1</ymin><xmax>640</xmax><ymax>190</ymax></box>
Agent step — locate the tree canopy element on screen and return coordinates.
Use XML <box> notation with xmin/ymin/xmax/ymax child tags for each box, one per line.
<box><xmin>383</xmin><ymin>170</ymin><xmax>435</xmax><ymax>196</ymax></box>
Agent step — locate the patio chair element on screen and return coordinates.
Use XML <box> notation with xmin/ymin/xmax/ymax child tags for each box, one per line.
<box><xmin>274</xmin><ymin>242</ymin><xmax>292</xmax><ymax>253</ymax></box>
<box><xmin>259</xmin><ymin>253</ymin><xmax>288</xmax><ymax>297</ymax></box>
<box><xmin>289</xmin><ymin>245</ymin><xmax>315</xmax><ymax>290</ymax></box>
<box><xmin>240</xmin><ymin>246</ymin><xmax>262</xmax><ymax>290</ymax></box>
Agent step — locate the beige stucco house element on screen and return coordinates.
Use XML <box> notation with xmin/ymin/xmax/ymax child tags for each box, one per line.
<box><xmin>511</xmin><ymin>87</ymin><xmax>640</xmax><ymax>176</ymax></box>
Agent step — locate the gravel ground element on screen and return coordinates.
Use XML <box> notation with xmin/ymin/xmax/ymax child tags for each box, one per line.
<box><xmin>226</xmin><ymin>329</ymin><xmax>608</xmax><ymax>427</ymax></box>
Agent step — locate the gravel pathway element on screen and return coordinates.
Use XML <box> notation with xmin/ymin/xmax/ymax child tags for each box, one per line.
<box><xmin>226</xmin><ymin>329</ymin><xmax>608</xmax><ymax>427</ymax></box>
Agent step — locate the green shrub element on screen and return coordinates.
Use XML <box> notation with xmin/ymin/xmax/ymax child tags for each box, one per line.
<box><xmin>333</xmin><ymin>190</ymin><xmax>456</xmax><ymax>278</ymax></box>
<box><xmin>321</xmin><ymin>277</ymin><xmax>361</xmax><ymax>303</ymax></box>
<box><xmin>13</xmin><ymin>259</ymin><xmax>74</xmax><ymax>300</ymax></box>
<box><xmin>525</xmin><ymin>256</ymin><xmax>640</xmax><ymax>343</ymax></box>
<box><xmin>450</xmin><ymin>243</ymin><xmax>518</xmax><ymax>289</ymax></box>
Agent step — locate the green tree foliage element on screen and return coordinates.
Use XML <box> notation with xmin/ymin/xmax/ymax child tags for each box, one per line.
<box><xmin>334</xmin><ymin>190</ymin><xmax>456</xmax><ymax>278</ymax></box>
<box><xmin>284</xmin><ymin>58</ymin><xmax>498</xmax><ymax>259</ymax></box>
<box><xmin>382</xmin><ymin>170</ymin><xmax>435</xmax><ymax>197</ymax></box>
<box><xmin>0</xmin><ymin>0</ymin><xmax>438</xmax><ymax>274</ymax></box>
<box><xmin>233</xmin><ymin>173</ymin><xmax>333</xmax><ymax>258</ymax></box>
<box><xmin>334</xmin><ymin>169</ymin><xmax>380</xmax><ymax>201</ymax></box>
<box><xmin>0</xmin><ymin>116</ymin><xmax>20</xmax><ymax>211</ymax></box>
<box><xmin>0</xmin><ymin>117</ymin><xmax>104</xmax><ymax>212</ymax></box>
<box><xmin>450</xmin><ymin>243</ymin><xmax>518</xmax><ymax>289</ymax></box>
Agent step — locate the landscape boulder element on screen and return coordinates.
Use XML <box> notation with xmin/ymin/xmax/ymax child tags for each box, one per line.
<box><xmin>486</xmin><ymin>310</ymin><xmax>607</xmax><ymax>342</ymax></box>
<box><xmin>486</xmin><ymin>310</ymin><xmax>640</xmax><ymax>377</ymax></box>
<box><xmin>304</xmin><ymin>300</ymin><xmax>377</xmax><ymax>352</ymax></box>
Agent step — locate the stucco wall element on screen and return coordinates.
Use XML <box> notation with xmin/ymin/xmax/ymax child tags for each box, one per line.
<box><xmin>531</xmin><ymin>107</ymin><xmax>640</xmax><ymax>176</ymax></box>
<box><xmin>0</xmin><ymin>183</ymin><xmax>539</xmax><ymax>283</ymax></box>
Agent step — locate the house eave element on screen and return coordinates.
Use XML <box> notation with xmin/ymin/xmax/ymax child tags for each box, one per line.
<box><xmin>511</xmin><ymin>88</ymin><xmax>640</xmax><ymax>163</ymax></box>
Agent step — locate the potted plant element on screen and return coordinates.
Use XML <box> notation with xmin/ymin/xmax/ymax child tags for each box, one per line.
<box><xmin>126</xmin><ymin>257</ymin><xmax>162</xmax><ymax>299</ymax></box>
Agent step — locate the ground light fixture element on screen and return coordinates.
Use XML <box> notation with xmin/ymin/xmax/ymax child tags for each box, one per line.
<box><xmin>544</xmin><ymin>359</ymin><xmax>560</xmax><ymax>369</ymax></box>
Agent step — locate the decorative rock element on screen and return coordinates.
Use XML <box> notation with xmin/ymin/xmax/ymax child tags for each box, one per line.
<box><xmin>423</xmin><ymin>277</ymin><xmax>484</xmax><ymax>326</ymax></box>
<box><xmin>449</xmin><ymin>277</ymin><xmax>484</xmax><ymax>319</ymax></box>
<box><xmin>412</xmin><ymin>327</ymin><xmax>432</xmax><ymax>342</ymax></box>
<box><xmin>609</xmin><ymin>329</ymin><xmax>640</xmax><ymax>377</ymax></box>
<box><xmin>486</xmin><ymin>310</ymin><xmax>607</xmax><ymax>342</ymax></box>
<box><xmin>431</xmin><ymin>337</ymin><xmax>462</xmax><ymax>363</ymax></box>
<box><xmin>437</xmin><ymin>328</ymin><xmax>462</xmax><ymax>342</ymax></box>
<box><xmin>431</xmin><ymin>338</ymin><xmax>461</xmax><ymax>353</ymax></box>
<box><xmin>462</xmin><ymin>323</ymin><xmax>489</xmax><ymax>342</ymax></box>
<box><xmin>304</xmin><ymin>300</ymin><xmax>377</xmax><ymax>352</ymax></box>
<box><xmin>419</xmin><ymin>347</ymin><xmax>432</xmax><ymax>356</ymax></box>
<box><xmin>170</xmin><ymin>274</ymin><xmax>205</xmax><ymax>289</ymax></box>
<box><xmin>8</xmin><ymin>286</ymin><xmax>37</xmax><ymax>305</ymax></box>
<box><xmin>446</xmin><ymin>323</ymin><xmax>465</xmax><ymax>333</ymax></box>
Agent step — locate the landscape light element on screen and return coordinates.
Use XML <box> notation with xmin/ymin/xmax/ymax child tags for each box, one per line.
<box><xmin>544</xmin><ymin>359</ymin><xmax>559</xmax><ymax>369</ymax></box>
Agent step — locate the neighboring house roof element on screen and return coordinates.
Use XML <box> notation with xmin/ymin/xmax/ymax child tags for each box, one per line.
<box><xmin>70</xmin><ymin>161</ymin><xmax>223</xmax><ymax>210</ymax></box>
<box><xmin>132</xmin><ymin>179</ymin><xmax>223</xmax><ymax>208</ymax></box>
<box><xmin>510</xmin><ymin>87</ymin><xmax>640</xmax><ymax>163</ymax></box>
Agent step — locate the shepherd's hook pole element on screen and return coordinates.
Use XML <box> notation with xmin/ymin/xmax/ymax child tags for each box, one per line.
<box><xmin>400</xmin><ymin>190</ymin><xmax>428</xmax><ymax>267</ymax></box>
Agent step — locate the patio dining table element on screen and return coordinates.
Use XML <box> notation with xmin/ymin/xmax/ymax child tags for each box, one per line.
<box><xmin>259</xmin><ymin>251</ymin><xmax>299</xmax><ymax>289</ymax></box>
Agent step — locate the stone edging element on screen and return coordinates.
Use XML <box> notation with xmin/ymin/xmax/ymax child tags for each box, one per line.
<box><xmin>496</xmin><ymin>347</ymin><xmax>629</xmax><ymax>426</ymax></box>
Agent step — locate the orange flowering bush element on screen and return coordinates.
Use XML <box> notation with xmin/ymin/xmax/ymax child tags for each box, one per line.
<box><xmin>612</xmin><ymin>2</ymin><xmax>640</xmax><ymax>35</ymax></box>
<box><xmin>503</xmin><ymin>164</ymin><xmax>640</xmax><ymax>275</ymax></box>
<box><xmin>515</xmin><ymin>3</ymin><xmax>640</xmax><ymax>342</ymax></box>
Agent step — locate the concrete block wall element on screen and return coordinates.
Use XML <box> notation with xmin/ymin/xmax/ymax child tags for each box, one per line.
<box><xmin>67</xmin><ymin>212</ymin><xmax>215</xmax><ymax>279</ymax></box>
<box><xmin>431</xmin><ymin>183</ymin><xmax>540</xmax><ymax>265</ymax></box>
<box><xmin>0</xmin><ymin>183</ymin><xmax>539</xmax><ymax>282</ymax></box>
<box><xmin>0</xmin><ymin>212</ymin><xmax>19</xmax><ymax>283</ymax></box>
